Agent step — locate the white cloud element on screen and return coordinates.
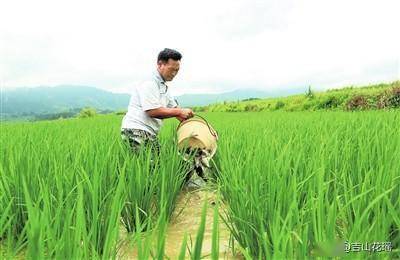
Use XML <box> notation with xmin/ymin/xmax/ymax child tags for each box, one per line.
<box><xmin>1</xmin><ymin>0</ymin><xmax>399</xmax><ymax>95</ymax></box>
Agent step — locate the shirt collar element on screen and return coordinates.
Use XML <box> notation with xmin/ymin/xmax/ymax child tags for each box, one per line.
<box><xmin>152</xmin><ymin>70</ymin><xmax>168</xmax><ymax>93</ymax></box>
<box><xmin>153</xmin><ymin>70</ymin><xmax>166</xmax><ymax>84</ymax></box>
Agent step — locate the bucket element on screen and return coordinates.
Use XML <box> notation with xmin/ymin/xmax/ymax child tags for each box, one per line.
<box><xmin>176</xmin><ymin>115</ymin><xmax>218</xmax><ymax>157</ymax></box>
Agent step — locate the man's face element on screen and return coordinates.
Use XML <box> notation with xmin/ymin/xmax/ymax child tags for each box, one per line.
<box><xmin>157</xmin><ymin>59</ymin><xmax>180</xmax><ymax>81</ymax></box>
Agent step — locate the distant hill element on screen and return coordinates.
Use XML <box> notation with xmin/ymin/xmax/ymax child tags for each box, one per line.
<box><xmin>1</xmin><ymin>85</ymin><xmax>130</xmax><ymax>119</ymax></box>
<box><xmin>175</xmin><ymin>88</ymin><xmax>305</xmax><ymax>107</ymax></box>
<box><xmin>5</xmin><ymin>82</ymin><xmax>393</xmax><ymax>120</ymax></box>
<box><xmin>1</xmin><ymin>85</ymin><xmax>306</xmax><ymax>120</ymax></box>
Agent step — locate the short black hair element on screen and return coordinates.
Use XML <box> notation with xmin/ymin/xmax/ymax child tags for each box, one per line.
<box><xmin>157</xmin><ymin>48</ymin><xmax>182</xmax><ymax>63</ymax></box>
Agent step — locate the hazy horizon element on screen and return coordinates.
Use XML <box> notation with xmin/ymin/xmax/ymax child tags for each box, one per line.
<box><xmin>1</xmin><ymin>78</ymin><xmax>399</xmax><ymax>97</ymax></box>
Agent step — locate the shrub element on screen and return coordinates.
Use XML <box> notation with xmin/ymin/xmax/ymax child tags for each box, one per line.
<box><xmin>389</xmin><ymin>87</ymin><xmax>400</xmax><ymax>108</ymax></box>
<box><xmin>317</xmin><ymin>96</ymin><xmax>339</xmax><ymax>109</ymax></box>
<box><xmin>114</xmin><ymin>110</ymin><xmax>127</xmax><ymax>115</ymax></box>
<box><xmin>346</xmin><ymin>95</ymin><xmax>369</xmax><ymax>111</ymax></box>
<box><xmin>375</xmin><ymin>87</ymin><xmax>400</xmax><ymax>109</ymax></box>
<box><xmin>274</xmin><ymin>101</ymin><xmax>285</xmax><ymax>110</ymax></box>
<box><xmin>226</xmin><ymin>104</ymin><xmax>240</xmax><ymax>112</ymax></box>
<box><xmin>376</xmin><ymin>91</ymin><xmax>391</xmax><ymax>109</ymax></box>
<box><xmin>242</xmin><ymin>97</ymin><xmax>261</xmax><ymax>102</ymax></box>
<box><xmin>244</xmin><ymin>104</ymin><xmax>260</xmax><ymax>112</ymax></box>
<box><xmin>78</xmin><ymin>107</ymin><xmax>97</xmax><ymax>118</ymax></box>
<box><xmin>302</xmin><ymin>102</ymin><xmax>313</xmax><ymax>110</ymax></box>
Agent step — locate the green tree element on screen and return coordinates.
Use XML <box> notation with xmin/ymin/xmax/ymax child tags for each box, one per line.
<box><xmin>78</xmin><ymin>107</ymin><xmax>97</xmax><ymax>118</ymax></box>
<box><xmin>305</xmin><ymin>85</ymin><xmax>314</xmax><ymax>99</ymax></box>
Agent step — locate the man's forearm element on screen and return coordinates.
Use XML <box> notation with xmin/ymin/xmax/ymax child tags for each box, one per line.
<box><xmin>146</xmin><ymin>107</ymin><xmax>181</xmax><ymax>119</ymax></box>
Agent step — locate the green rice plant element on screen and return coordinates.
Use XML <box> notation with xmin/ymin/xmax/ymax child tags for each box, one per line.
<box><xmin>211</xmin><ymin>198</ymin><xmax>220</xmax><ymax>260</ymax></box>
<box><xmin>1</xmin><ymin>111</ymin><xmax>399</xmax><ymax>259</ymax></box>
<box><xmin>178</xmin><ymin>232</ymin><xmax>188</xmax><ymax>260</ymax></box>
<box><xmin>191</xmin><ymin>201</ymin><xmax>207</xmax><ymax>260</ymax></box>
<box><xmin>209</xmin><ymin>111</ymin><xmax>400</xmax><ymax>258</ymax></box>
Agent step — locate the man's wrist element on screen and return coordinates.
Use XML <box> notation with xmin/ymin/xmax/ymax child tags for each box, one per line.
<box><xmin>171</xmin><ymin>107</ymin><xmax>182</xmax><ymax>117</ymax></box>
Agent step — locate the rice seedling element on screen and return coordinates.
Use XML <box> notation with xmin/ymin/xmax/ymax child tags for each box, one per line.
<box><xmin>1</xmin><ymin>111</ymin><xmax>399</xmax><ymax>258</ymax></box>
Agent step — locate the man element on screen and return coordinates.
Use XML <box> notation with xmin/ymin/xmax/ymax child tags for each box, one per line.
<box><xmin>121</xmin><ymin>48</ymin><xmax>193</xmax><ymax>158</ymax></box>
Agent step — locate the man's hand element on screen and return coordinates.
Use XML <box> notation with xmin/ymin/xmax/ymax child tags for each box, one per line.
<box><xmin>176</xmin><ymin>108</ymin><xmax>194</xmax><ymax>122</ymax></box>
<box><xmin>176</xmin><ymin>115</ymin><xmax>186</xmax><ymax>122</ymax></box>
<box><xmin>179</xmin><ymin>108</ymin><xmax>194</xmax><ymax>119</ymax></box>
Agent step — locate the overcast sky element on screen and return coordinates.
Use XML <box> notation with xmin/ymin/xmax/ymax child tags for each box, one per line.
<box><xmin>1</xmin><ymin>0</ymin><xmax>399</xmax><ymax>95</ymax></box>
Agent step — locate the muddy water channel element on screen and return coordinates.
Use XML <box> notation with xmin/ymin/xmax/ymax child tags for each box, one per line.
<box><xmin>119</xmin><ymin>187</ymin><xmax>240</xmax><ymax>259</ymax></box>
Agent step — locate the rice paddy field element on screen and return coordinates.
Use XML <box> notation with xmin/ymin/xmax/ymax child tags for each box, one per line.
<box><xmin>0</xmin><ymin>111</ymin><xmax>399</xmax><ymax>259</ymax></box>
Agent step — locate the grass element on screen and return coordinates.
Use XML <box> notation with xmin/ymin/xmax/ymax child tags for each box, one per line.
<box><xmin>193</xmin><ymin>80</ymin><xmax>400</xmax><ymax>112</ymax></box>
<box><xmin>1</xmin><ymin>111</ymin><xmax>399</xmax><ymax>259</ymax></box>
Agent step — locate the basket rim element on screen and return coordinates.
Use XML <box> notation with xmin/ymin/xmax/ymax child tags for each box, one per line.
<box><xmin>176</xmin><ymin>118</ymin><xmax>208</xmax><ymax>130</ymax></box>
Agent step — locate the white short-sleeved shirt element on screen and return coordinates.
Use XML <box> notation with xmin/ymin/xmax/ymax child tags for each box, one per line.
<box><xmin>121</xmin><ymin>70</ymin><xmax>178</xmax><ymax>135</ymax></box>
